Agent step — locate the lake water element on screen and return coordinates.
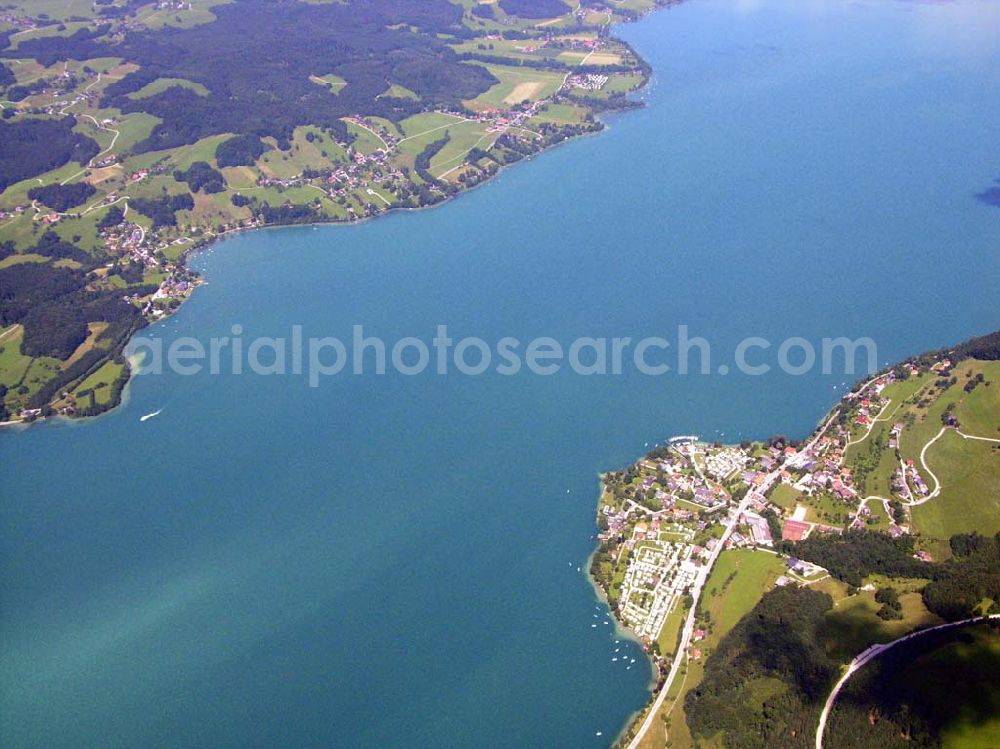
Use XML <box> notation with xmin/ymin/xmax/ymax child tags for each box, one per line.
<box><xmin>2</xmin><ymin>0</ymin><xmax>999</xmax><ymax>747</ymax></box>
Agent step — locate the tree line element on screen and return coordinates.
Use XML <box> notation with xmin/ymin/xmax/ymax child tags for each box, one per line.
<box><xmin>785</xmin><ymin>529</ymin><xmax>1000</xmax><ymax>621</ymax></box>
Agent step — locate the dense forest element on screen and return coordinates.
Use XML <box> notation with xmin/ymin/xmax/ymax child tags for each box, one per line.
<box><xmin>3</xmin><ymin>0</ymin><xmax>497</xmax><ymax>153</ymax></box>
<box><xmin>215</xmin><ymin>135</ymin><xmax>268</xmax><ymax>168</ymax></box>
<box><xmin>825</xmin><ymin>623</ymin><xmax>1000</xmax><ymax>749</ymax></box>
<box><xmin>173</xmin><ymin>161</ymin><xmax>226</xmax><ymax>194</ymax></box>
<box><xmin>0</xmin><ymin>117</ymin><xmax>100</xmax><ymax>192</ymax></box>
<box><xmin>130</xmin><ymin>194</ymin><xmax>195</xmax><ymax>228</ymax></box>
<box><xmin>499</xmin><ymin>0</ymin><xmax>572</xmax><ymax>19</ymax></box>
<box><xmin>685</xmin><ymin>533</ymin><xmax>999</xmax><ymax>747</ymax></box>
<box><xmin>30</xmin><ymin>230</ymin><xmax>92</xmax><ymax>264</ymax></box>
<box><xmin>904</xmin><ymin>327</ymin><xmax>1000</xmax><ymax>370</ymax></box>
<box><xmin>921</xmin><ymin>533</ymin><xmax>1000</xmax><ymax>621</ymax></box>
<box><xmin>27</xmin><ymin>182</ymin><xmax>97</xmax><ymax>212</ymax></box>
<box><xmin>415</xmin><ymin>132</ymin><xmax>451</xmax><ymax>185</ymax></box>
<box><xmin>258</xmin><ymin>201</ymin><xmax>322</xmax><ymax>225</ymax></box>
<box><xmin>780</xmin><ymin>530</ymin><xmax>931</xmax><ymax>588</ymax></box>
<box><xmin>685</xmin><ymin>586</ymin><xmax>840</xmax><ymax>749</ymax></box>
<box><xmin>0</xmin><ymin>228</ymin><xmax>150</xmax><ymax>363</ymax></box>
<box><xmin>785</xmin><ymin>530</ymin><xmax>1000</xmax><ymax>621</ymax></box>
<box><xmin>952</xmin><ymin>328</ymin><xmax>1000</xmax><ymax>361</ymax></box>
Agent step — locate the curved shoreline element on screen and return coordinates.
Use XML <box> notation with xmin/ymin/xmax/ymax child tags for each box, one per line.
<box><xmin>588</xmin><ymin>404</ymin><xmax>849</xmax><ymax>748</ymax></box>
<box><xmin>2</xmin><ymin>3</ymin><xmax>673</xmax><ymax>431</ymax></box>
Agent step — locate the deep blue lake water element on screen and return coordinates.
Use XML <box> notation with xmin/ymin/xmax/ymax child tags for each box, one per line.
<box><xmin>2</xmin><ymin>0</ymin><xmax>999</xmax><ymax>746</ymax></box>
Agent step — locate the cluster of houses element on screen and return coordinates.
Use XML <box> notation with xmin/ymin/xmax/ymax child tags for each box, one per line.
<box><xmin>506</xmin><ymin>32</ymin><xmax>604</xmax><ymax>55</ymax></box>
<box><xmin>705</xmin><ymin>448</ymin><xmax>748</xmax><ymax>479</ymax></box>
<box><xmin>782</xmin><ymin>437</ymin><xmax>857</xmax><ymax>500</ymax></box>
<box><xmin>596</xmin><ymin>435</ymin><xmax>795</xmax><ymax>649</ymax></box>
<box><xmin>0</xmin><ymin>13</ymin><xmax>37</xmax><ymax>32</ymax></box>
<box><xmin>569</xmin><ymin>73</ymin><xmax>609</xmax><ymax>91</ymax></box>
<box><xmin>285</xmin><ymin>103</ymin><xmax>552</xmax><ymax>209</ymax></box>
<box><xmin>638</xmin><ymin>450</ymin><xmax>729</xmax><ymax>513</ymax></box>
<box><xmin>345</xmin><ymin>117</ymin><xmax>400</xmax><ymax>151</ymax></box>
<box><xmin>618</xmin><ymin>539</ymin><xmax>699</xmax><ymax>641</ymax></box>
<box><xmin>100</xmin><ymin>220</ymin><xmax>148</xmax><ymax>260</ymax></box>
<box><xmin>145</xmin><ymin>277</ymin><xmax>193</xmax><ymax>315</ymax></box>
<box><xmin>574</xmin><ymin>5</ymin><xmax>613</xmax><ymax>20</ymax></box>
<box><xmin>592</xmin><ymin>360</ymin><xmax>969</xmax><ymax>663</ymax></box>
<box><xmin>0</xmin><ymin>205</ymin><xmax>26</xmax><ymax>221</ymax></box>
<box><xmin>895</xmin><ymin>460</ymin><xmax>930</xmax><ymax>497</ymax></box>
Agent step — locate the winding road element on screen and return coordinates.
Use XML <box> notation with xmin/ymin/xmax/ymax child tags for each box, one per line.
<box><xmin>624</xmin><ymin>410</ymin><xmax>842</xmax><ymax>749</ymax></box>
<box><xmin>814</xmin><ymin>615</ymin><xmax>1000</xmax><ymax>749</ymax></box>
<box><xmin>906</xmin><ymin>426</ymin><xmax>999</xmax><ymax>507</ymax></box>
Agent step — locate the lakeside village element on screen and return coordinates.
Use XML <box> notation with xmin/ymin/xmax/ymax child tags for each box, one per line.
<box><xmin>0</xmin><ymin>96</ymin><xmax>599</xmax><ymax>341</ymax></box>
<box><xmin>589</xmin><ymin>368</ymin><xmax>943</xmax><ymax>681</ymax></box>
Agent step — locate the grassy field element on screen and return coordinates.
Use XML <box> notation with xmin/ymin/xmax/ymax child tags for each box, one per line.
<box><xmin>396</xmin><ymin>114</ymin><xmax>487</xmax><ymax>174</ymax></box>
<box><xmin>62</xmin><ymin>322</ymin><xmax>108</xmax><ymax>369</ymax></box>
<box><xmin>657</xmin><ymin>602</ymin><xmax>687</xmax><ymax>657</ymax></box>
<box><xmin>638</xmin><ymin>549</ymin><xmax>786</xmax><ymax>749</ymax></box>
<box><xmin>7</xmin><ymin>21</ymin><xmax>90</xmax><ymax>49</ymax></box>
<box><xmin>801</xmin><ymin>492</ymin><xmax>852</xmax><ymax>527</ymax></box>
<box><xmin>0</xmin><ymin>326</ymin><xmax>32</xmax><ymax>388</ymax></box>
<box><xmin>399</xmin><ymin>111</ymin><xmax>465</xmax><ymax>139</ymax></box>
<box><xmin>904</xmin><ymin>359</ymin><xmax>1000</xmax><ymax>541</ymax></box>
<box><xmin>427</xmin><ymin>121</ymin><xmax>497</xmax><ymax>176</ymax></box>
<box><xmin>700</xmin><ymin>550</ymin><xmax>787</xmax><ymax>638</ymax></box>
<box><xmin>912</xmin><ymin>431</ymin><xmax>1000</xmax><ymax>540</ymax></box>
<box><xmin>451</xmin><ymin>37</ymin><xmax>566</xmax><ymax>63</ymax></box>
<box><xmin>257</xmin><ymin>126</ymin><xmax>347</xmax><ymax>179</ymax></box>
<box><xmin>820</xmin><ymin>583</ymin><xmax>941</xmax><ymax>661</ymax></box>
<box><xmin>71</xmin><ymin>359</ymin><xmax>124</xmax><ymax>407</ymax></box>
<box><xmin>864</xmin><ymin>498</ymin><xmax>892</xmax><ymax>529</ymax></box>
<box><xmin>4</xmin><ymin>0</ymin><xmax>95</xmax><ymax>20</ymax></box>
<box><xmin>897</xmin><ymin>365</ymin><xmax>981</xmax><ymax>467</ymax></box>
<box><xmin>343</xmin><ymin>121</ymin><xmax>388</xmax><ymax>155</ymax></box>
<box><xmin>768</xmin><ymin>482</ymin><xmax>802</xmax><ymax>510</ymax></box>
<box><xmin>128</xmin><ymin>77</ymin><xmax>209</xmax><ymax>99</ymax></box>
<box><xmin>309</xmin><ymin>73</ymin><xmax>346</xmax><ymax>95</ymax></box>
<box><xmin>844</xmin><ymin>371</ymin><xmax>933</xmax><ymax>496</ymax></box>
<box><xmin>123</xmin><ymin>132</ymin><xmax>233</xmax><ymax>174</ymax></box>
<box><xmin>379</xmin><ymin>82</ymin><xmax>419</xmax><ymax>100</ymax></box>
<box><xmin>557</xmin><ymin>50</ymin><xmax>623</xmax><ymax>66</ymax></box>
<box><xmin>468</xmin><ymin>63</ymin><xmax>565</xmax><ymax>110</ymax></box>
<box><xmin>954</xmin><ymin>360</ymin><xmax>1000</xmax><ymax>436</ymax></box>
<box><xmin>528</xmin><ymin>102</ymin><xmax>587</xmax><ymax>126</ymax></box>
<box><xmin>838</xmin><ymin>358</ymin><xmax>1000</xmax><ymax>543</ymax></box>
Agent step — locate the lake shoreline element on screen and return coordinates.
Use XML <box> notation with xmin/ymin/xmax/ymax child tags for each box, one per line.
<box><xmin>3</xmin><ymin>1</ymin><xmax>676</xmax><ymax>430</ymax></box>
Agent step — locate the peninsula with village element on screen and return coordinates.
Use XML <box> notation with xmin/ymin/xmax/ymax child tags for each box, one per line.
<box><xmin>0</xmin><ymin>0</ymin><xmax>669</xmax><ymax>424</ymax></box>
<box><xmin>592</xmin><ymin>329</ymin><xmax>1000</xmax><ymax>749</ymax></box>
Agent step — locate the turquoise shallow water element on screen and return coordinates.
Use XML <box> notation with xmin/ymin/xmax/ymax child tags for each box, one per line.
<box><xmin>3</xmin><ymin>1</ymin><xmax>1000</xmax><ymax>747</ymax></box>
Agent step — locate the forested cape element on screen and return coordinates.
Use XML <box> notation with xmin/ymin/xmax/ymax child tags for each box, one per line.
<box><xmin>686</xmin><ymin>578</ymin><xmax>1000</xmax><ymax>749</ymax></box>
<box><xmin>825</xmin><ymin>623</ymin><xmax>1000</xmax><ymax>749</ymax></box>
<box><xmin>685</xmin><ymin>586</ymin><xmax>840</xmax><ymax>749</ymax></box>
<box><xmin>681</xmin><ymin>527</ymin><xmax>999</xmax><ymax>749</ymax></box>
<box><xmin>0</xmin><ymin>232</ymin><xmax>150</xmax><ymax>363</ymax></box>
